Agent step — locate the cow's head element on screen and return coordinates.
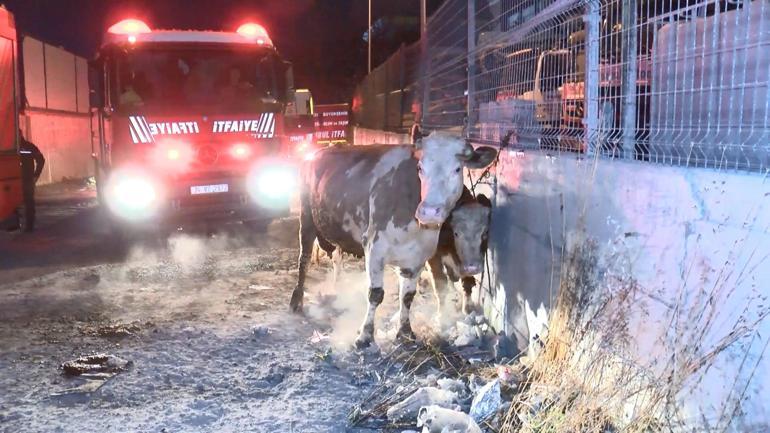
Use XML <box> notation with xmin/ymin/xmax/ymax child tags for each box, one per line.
<box><xmin>413</xmin><ymin>132</ymin><xmax>497</xmax><ymax>226</ymax></box>
<box><xmin>450</xmin><ymin>194</ymin><xmax>492</xmax><ymax>275</ymax></box>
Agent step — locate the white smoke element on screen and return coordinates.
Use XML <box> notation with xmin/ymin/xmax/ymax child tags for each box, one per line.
<box><xmin>304</xmin><ymin>257</ymin><xmax>470</xmax><ymax>349</ymax></box>
<box><xmin>168</xmin><ymin>235</ymin><xmax>207</xmax><ymax>271</ymax></box>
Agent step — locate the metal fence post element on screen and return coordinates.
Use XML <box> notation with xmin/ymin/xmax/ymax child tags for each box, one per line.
<box><xmin>420</xmin><ymin>0</ymin><xmax>428</xmax><ymax>126</ymax></box>
<box><xmin>399</xmin><ymin>44</ymin><xmax>406</xmax><ymax>131</ymax></box>
<box><xmin>622</xmin><ymin>0</ymin><xmax>638</xmax><ymax>159</ymax></box>
<box><xmin>583</xmin><ymin>0</ymin><xmax>601</xmax><ymax>155</ymax></box>
<box><xmin>383</xmin><ymin>57</ymin><xmax>389</xmax><ymax>130</ymax></box>
<box><xmin>466</xmin><ymin>0</ymin><xmax>476</xmax><ymax>139</ymax></box>
<box><xmin>421</xmin><ymin>37</ymin><xmax>431</xmax><ymax>127</ymax></box>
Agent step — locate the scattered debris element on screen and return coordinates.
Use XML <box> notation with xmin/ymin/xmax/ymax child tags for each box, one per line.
<box><xmin>347</xmin><ymin>330</ymin><xmax>531</xmax><ymax>432</ymax></box>
<box><xmin>386</xmin><ymin>387</ymin><xmax>460</xmax><ymax>422</ymax></box>
<box><xmin>61</xmin><ymin>354</ymin><xmax>131</xmax><ymax>376</ymax></box>
<box><xmin>248</xmin><ymin>284</ymin><xmax>274</xmax><ymax>291</ymax></box>
<box><xmin>453</xmin><ymin>322</ymin><xmax>481</xmax><ymax>347</ymax></box>
<box><xmin>448</xmin><ymin>313</ymin><xmax>493</xmax><ymax>348</ymax></box>
<box><xmin>436</xmin><ymin>377</ymin><xmax>467</xmax><ymax>396</ymax></box>
<box><xmin>253</xmin><ymin>325</ymin><xmax>272</xmax><ymax>336</ymax></box>
<box><xmin>468</xmin><ymin>379</ymin><xmax>501</xmax><ymax>423</ymax></box>
<box><xmin>54</xmin><ymin>354</ymin><xmax>132</xmax><ymax>396</ymax></box>
<box><xmin>81</xmin><ymin>321</ymin><xmax>145</xmax><ymax>339</ymax></box>
<box><xmin>417</xmin><ymin>405</ymin><xmax>482</xmax><ymax>433</ymax></box>
<box><xmin>309</xmin><ymin>330</ymin><xmax>330</xmax><ymax>344</ymax></box>
<box><xmin>495</xmin><ymin>364</ymin><xmax>522</xmax><ymax>387</ymax></box>
<box><xmin>314</xmin><ymin>347</ymin><xmax>333</xmax><ymax>362</ymax></box>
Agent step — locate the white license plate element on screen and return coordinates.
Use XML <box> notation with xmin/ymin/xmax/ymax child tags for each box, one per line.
<box><xmin>190</xmin><ymin>184</ymin><xmax>229</xmax><ymax>195</ymax></box>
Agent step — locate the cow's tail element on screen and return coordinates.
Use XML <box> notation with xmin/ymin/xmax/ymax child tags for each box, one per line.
<box><xmin>291</xmin><ymin>173</ymin><xmax>317</xmax><ymax>313</ymax></box>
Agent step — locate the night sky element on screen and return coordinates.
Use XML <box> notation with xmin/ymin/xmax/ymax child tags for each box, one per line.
<box><xmin>3</xmin><ymin>0</ymin><xmax>441</xmax><ymax>103</ymax></box>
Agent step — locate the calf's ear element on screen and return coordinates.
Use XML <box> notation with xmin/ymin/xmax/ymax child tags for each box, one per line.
<box><xmin>476</xmin><ymin>194</ymin><xmax>492</xmax><ymax>208</ymax></box>
<box><xmin>462</xmin><ymin>146</ymin><xmax>498</xmax><ymax>169</ymax></box>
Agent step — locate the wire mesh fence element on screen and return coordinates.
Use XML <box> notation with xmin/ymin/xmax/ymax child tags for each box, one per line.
<box><xmin>353</xmin><ymin>0</ymin><xmax>769</xmax><ymax>172</ymax></box>
<box><xmin>352</xmin><ymin>43</ymin><xmax>423</xmax><ymax>133</ymax></box>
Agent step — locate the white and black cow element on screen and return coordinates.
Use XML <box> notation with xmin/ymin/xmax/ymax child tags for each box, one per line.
<box><xmin>427</xmin><ymin>189</ymin><xmax>492</xmax><ymax>316</ymax></box>
<box><xmin>316</xmin><ymin>188</ymin><xmax>493</xmax><ymax>320</ymax></box>
<box><xmin>290</xmin><ymin>132</ymin><xmax>498</xmax><ymax>348</ymax></box>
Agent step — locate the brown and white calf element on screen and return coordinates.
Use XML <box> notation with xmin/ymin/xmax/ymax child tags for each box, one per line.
<box><xmin>290</xmin><ymin>132</ymin><xmax>497</xmax><ymax>348</ymax></box>
<box><xmin>427</xmin><ymin>189</ymin><xmax>492</xmax><ymax>316</ymax></box>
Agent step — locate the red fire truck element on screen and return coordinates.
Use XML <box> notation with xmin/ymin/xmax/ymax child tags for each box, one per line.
<box><xmin>0</xmin><ymin>7</ymin><xmax>22</xmax><ymax>230</ymax></box>
<box><xmin>92</xmin><ymin>19</ymin><xmax>314</xmax><ymax>230</ymax></box>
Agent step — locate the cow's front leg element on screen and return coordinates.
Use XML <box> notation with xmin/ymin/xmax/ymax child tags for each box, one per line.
<box><xmin>355</xmin><ymin>245</ymin><xmax>385</xmax><ymax>349</ymax></box>
<box><xmin>396</xmin><ymin>268</ymin><xmax>420</xmax><ymax>341</ymax></box>
<box><xmin>461</xmin><ymin>276</ymin><xmax>476</xmax><ymax>315</ymax></box>
<box><xmin>427</xmin><ymin>255</ymin><xmax>449</xmax><ymax>318</ymax></box>
<box><xmin>331</xmin><ymin>247</ymin><xmax>343</xmax><ymax>288</ymax></box>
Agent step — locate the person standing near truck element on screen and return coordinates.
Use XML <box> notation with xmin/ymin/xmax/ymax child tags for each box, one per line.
<box><xmin>18</xmin><ymin>129</ymin><xmax>45</xmax><ymax>232</ymax></box>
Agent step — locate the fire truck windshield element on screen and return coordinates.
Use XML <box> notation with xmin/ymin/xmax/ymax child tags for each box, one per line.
<box><xmin>114</xmin><ymin>47</ymin><xmax>282</xmax><ymax>113</ymax></box>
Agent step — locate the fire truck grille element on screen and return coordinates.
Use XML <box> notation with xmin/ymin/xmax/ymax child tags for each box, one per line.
<box><xmin>196</xmin><ymin>145</ymin><xmax>218</xmax><ymax>165</ymax></box>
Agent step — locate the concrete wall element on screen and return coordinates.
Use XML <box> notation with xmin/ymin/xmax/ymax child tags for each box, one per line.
<box><xmin>22</xmin><ymin>37</ymin><xmax>46</xmax><ymax>109</ymax></box>
<box><xmin>21</xmin><ymin>36</ymin><xmax>92</xmax><ymax>184</ymax></box>
<box><xmin>485</xmin><ymin>148</ymin><xmax>770</xmax><ymax>425</ymax></box>
<box><xmin>20</xmin><ymin>110</ymin><xmax>92</xmax><ymax>185</ymax></box>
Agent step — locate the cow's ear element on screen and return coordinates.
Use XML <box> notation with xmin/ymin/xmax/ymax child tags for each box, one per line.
<box><xmin>410</xmin><ymin>123</ymin><xmax>424</xmax><ymax>147</ymax></box>
<box><xmin>463</xmin><ymin>146</ymin><xmax>498</xmax><ymax>169</ymax></box>
<box><xmin>476</xmin><ymin>194</ymin><xmax>492</xmax><ymax>208</ymax></box>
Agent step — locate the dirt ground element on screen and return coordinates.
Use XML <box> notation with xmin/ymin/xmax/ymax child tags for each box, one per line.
<box><xmin>0</xmin><ymin>182</ymin><xmax>453</xmax><ymax>433</ymax></box>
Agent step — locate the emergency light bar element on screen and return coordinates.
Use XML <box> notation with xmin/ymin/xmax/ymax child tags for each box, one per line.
<box><xmin>236</xmin><ymin>23</ymin><xmax>272</xmax><ymax>46</ymax></box>
<box><xmin>104</xmin><ymin>19</ymin><xmax>273</xmax><ymax>47</ymax></box>
<box><xmin>108</xmin><ymin>19</ymin><xmax>152</xmax><ymax>35</ymax></box>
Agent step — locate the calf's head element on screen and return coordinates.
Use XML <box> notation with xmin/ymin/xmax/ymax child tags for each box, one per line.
<box><xmin>414</xmin><ymin>132</ymin><xmax>497</xmax><ymax>226</ymax></box>
<box><xmin>450</xmin><ymin>194</ymin><xmax>492</xmax><ymax>275</ymax></box>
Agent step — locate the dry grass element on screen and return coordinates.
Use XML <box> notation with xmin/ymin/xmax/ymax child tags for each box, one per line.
<box><xmin>500</xmin><ymin>231</ymin><xmax>770</xmax><ymax>433</ymax></box>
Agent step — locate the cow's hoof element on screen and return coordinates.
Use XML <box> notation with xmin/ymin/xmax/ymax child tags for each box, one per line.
<box><xmin>289</xmin><ymin>288</ymin><xmax>304</xmax><ymax>313</ymax></box>
<box><xmin>354</xmin><ymin>335</ymin><xmax>373</xmax><ymax>349</ymax></box>
<box><xmin>396</xmin><ymin>325</ymin><xmax>416</xmax><ymax>342</ymax></box>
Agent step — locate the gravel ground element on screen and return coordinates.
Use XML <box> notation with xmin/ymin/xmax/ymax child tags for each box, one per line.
<box><xmin>0</xmin><ymin>183</ymin><xmax>450</xmax><ymax>433</ymax></box>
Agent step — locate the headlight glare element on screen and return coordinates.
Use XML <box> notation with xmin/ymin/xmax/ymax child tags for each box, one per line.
<box><xmin>247</xmin><ymin>161</ymin><xmax>297</xmax><ymax>208</ymax></box>
<box><xmin>105</xmin><ymin>169</ymin><xmax>161</xmax><ymax>220</ymax></box>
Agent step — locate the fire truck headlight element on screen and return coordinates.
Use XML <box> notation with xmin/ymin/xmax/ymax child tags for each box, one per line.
<box><xmin>247</xmin><ymin>162</ymin><xmax>297</xmax><ymax>208</ymax></box>
<box><xmin>230</xmin><ymin>143</ymin><xmax>251</xmax><ymax>159</ymax></box>
<box><xmin>105</xmin><ymin>171</ymin><xmax>160</xmax><ymax>220</ymax></box>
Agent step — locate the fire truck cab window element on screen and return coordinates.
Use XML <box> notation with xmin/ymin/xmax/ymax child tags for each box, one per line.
<box><xmin>119</xmin><ymin>71</ymin><xmax>150</xmax><ymax>108</ymax></box>
<box><xmin>114</xmin><ymin>47</ymin><xmax>278</xmax><ymax>113</ymax></box>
